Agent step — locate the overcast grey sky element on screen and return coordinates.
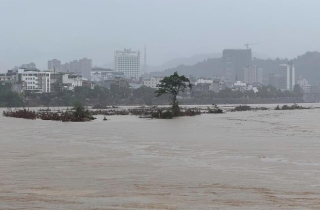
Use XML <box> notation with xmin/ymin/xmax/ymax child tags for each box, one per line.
<box><xmin>0</xmin><ymin>0</ymin><xmax>319</xmax><ymax>70</ymax></box>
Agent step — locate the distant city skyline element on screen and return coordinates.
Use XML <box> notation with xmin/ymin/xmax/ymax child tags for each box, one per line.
<box><xmin>1</xmin><ymin>0</ymin><xmax>320</xmax><ymax>71</ymax></box>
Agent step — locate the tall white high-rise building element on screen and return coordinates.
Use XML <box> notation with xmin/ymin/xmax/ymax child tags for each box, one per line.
<box><xmin>48</xmin><ymin>59</ymin><xmax>61</xmax><ymax>71</ymax></box>
<box><xmin>115</xmin><ymin>49</ymin><xmax>141</xmax><ymax>80</ymax></box>
<box><xmin>243</xmin><ymin>65</ymin><xmax>262</xmax><ymax>84</ymax></box>
<box><xmin>279</xmin><ymin>63</ymin><xmax>295</xmax><ymax>91</ymax></box>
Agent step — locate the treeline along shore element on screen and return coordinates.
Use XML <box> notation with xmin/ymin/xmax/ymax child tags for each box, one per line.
<box><xmin>0</xmin><ymin>82</ymin><xmax>304</xmax><ymax>108</ymax></box>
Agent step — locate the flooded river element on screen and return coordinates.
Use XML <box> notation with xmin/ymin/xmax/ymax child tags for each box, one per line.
<box><xmin>1</xmin><ymin>106</ymin><xmax>320</xmax><ymax>209</ymax></box>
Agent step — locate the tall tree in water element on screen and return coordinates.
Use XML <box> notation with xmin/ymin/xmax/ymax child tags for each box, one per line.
<box><xmin>155</xmin><ymin>71</ymin><xmax>192</xmax><ymax>116</ymax></box>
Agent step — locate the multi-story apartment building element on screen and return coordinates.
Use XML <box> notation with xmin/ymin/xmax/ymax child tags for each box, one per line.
<box><xmin>279</xmin><ymin>63</ymin><xmax>295</xmax><ymax>91</ymax></box>
<box><xmin>48</xmin><ymin>59</ymin><xmax>61</xmax><ymax>71</ymax></box>
<box><xmin>60</xmin><ymin>62</ymin><xmax>70</xmax><ymax>73</ymax></box>
<box><xmin>115</xmin><ymin>49</ymin><xmax>141</xmax><ymax>80</ymax></box>
<box><xmin>269</xmin><ymin>73</ymin><xmax>282</xmax><ymax>89</ymax></box>
<box><xmin>55</xmin><ymin>58</ymin><xmax>92</xmax><ymax>80</ymax></box>
<box><xmin>69</xmin><ymin>60</ymin><xmax>80</xmax><ymax>73</ymax></box>
<box><xmin>143</xmin><ymin>77</ymin><xmax>163</xmax><ymax>88</ymax></box>
<box><xmin>79</xmin><ymin>58</ymin><xmax>92</xmax><ymax>80</ymax></box>
<box><xmin>21</xmin><ymin>62</ymin><xmax>36</xmax><ymax>69</ymax></box>
<box><xmin>223</xmin><ymin>49</ymin><xmax>252</xmax><ymax>81</ymax></box>
<box><xmin>243</xmin><ymin>65</ymin><xmax>262</xmax><ymax>84</ymax></box>
<box><xmin>18</xmin><ymin>69</ymin><xmax>50</xmax><ymax>93</ymax></box>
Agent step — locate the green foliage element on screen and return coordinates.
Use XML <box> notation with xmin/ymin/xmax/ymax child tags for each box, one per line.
<box><xmin>155</xmin><ymin>71</ymin><xmax>192</xmax><ymax>116</ymax></box>
<box><xmin>161</xmin><ymin>110</ymin><xmax>173</xmax><ymax>119</ymax></box>
<box><xmin>133</xmin><ymin>86</ymin><xmax>155</xmax><ymax>105</ymax></box>
<box><xmin>293</xmin><ymin>84</ymin><xmax>303</xmax><ymax>96</ymax></box>
<box><xmin>275</xmin><ymin>103</ymin><xmax>309</xmax><ymax>110</ymax></box>
<box><xmin>0</xmin><ymin>84</ymin><xmax>24</xmax><ymax>107</ymax></box>
<box><xmin>192</xmin><ymin>85</ymin><xmax>301</xmax><ymax>100</ymax></box>
<box><xmin>72</xmin><ymin>100</ymin><xmax>93</xmax><ymax>119</ymax></box>
<box><xmin>207</xmin><ymin>105</ymin><xmax>223</xmax><ymax>113</ymax></box>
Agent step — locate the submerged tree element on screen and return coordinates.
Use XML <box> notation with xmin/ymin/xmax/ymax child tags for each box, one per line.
<box><xmin>72</xmin><ymin>100</ymin><xmax>94</xmax><ymax>120</ymax></box>
<box><xmin>155</xmin><ymin>71</ymin><xmax>192</xmax><ymax>116</ymax></box>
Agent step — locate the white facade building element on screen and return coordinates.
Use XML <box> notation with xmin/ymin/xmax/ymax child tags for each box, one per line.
<box><xmin>209</xmin><ymin>80</ymin><xmax>225</xmax><ymax>92</ymax></box>
<box><xmin>115</xmin><ymin>49</ymin><xmax>141</xmax><ymax>80</ymax></box>
<box><xmin>18</xmin><ymin>69</ymin><xmax>50</xmax><ymax>93</ymax></box>
<box><xmin>50</xmin><ymin>72</ymin><xmax>82</xmax><ymax>91</ymax></box>
<box><xmin>297</xmin><ymin>77</ymin><xmax>310</xmax><ymax>93</ymax></box>
<box><xmin>233</xmin><ymin>81</ymin><xmax>247</xmax><ymax>91</ymax></box>
<box><xmin>90</xmin><ymin>67</ymin><xmax>124</xmax><ymax>82</ymax></box>
<box><xmin>279</xmin><ymin>63</ymin><xmax>295</xmax><ymax>91</ymax></box>
<box><xmin>143</xmin><ymin>77</ymin><xmax>163</xmax><ymax>88</ymax></box>
<box><xmin>0</xmin><ymin>74</ymin><xmax>16</xmax><ymax>82</ymax></box>
<box><xmin>62</xmin><ymin>74</ymin><xmax>82</xmax><ymax>90</ymax></box>
<box><xmin>243</xmin><ymin>65</ymin><xmax>262</xmax><ymax>84</ymax></box>
<box><xmin>244</xmin><ymin>85</ymin><xmax>259</xmax><ymax>93</ymax></box>
<box><xmin>194</xmin><ymin>79</ymin><xmax>213</xmax><ymax>86</ymax></box>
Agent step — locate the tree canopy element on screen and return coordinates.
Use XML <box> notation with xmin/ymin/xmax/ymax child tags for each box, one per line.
<box><xmin>155</xmin><ymin>71</ymin><xmax>192</xmax><ymax>116</ymax></box>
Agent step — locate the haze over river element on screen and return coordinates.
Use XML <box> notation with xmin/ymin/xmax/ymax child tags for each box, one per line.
<box><xmin>1</xmin><ymin>105</ymin><xmax>320</xmax><ymax>209</ymax></box>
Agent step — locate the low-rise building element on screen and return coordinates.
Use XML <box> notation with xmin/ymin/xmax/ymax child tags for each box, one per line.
<box><xmin>244</xmin><ymin>85</ymin><xmax>259</xmax><ymax>93</ymax></box>
<box><xmin>233</xmin><ymin>81</ymin><xmax>247</xmax><ymax>91</ymax></box>
<box><xmin>91</xmin><ymin>67</ymin><xmax>124</xmax><ymax>82</ymax></box>
<box><xmin>18</xmin><ymin>69</ymin><xmax>50</xmax><ymax>93</ymax></box>
<box><xmin>0</xmin><ymin>74</ymin><xmax>16</xmax><ymax>83</ymax></box>
<box><xmin>102</xmin><ymin>77</ymin><xmax>129</xmax><ymax>89</ymax></box>
<box><xmin>129</xmin><ymin>82</ymin><xmax>143</xmax><ymax>89</ymax></box>
<box><xmin>297</xmin><ymin>77</ymin><xmax>310</xmax><ymax>93</ymax></box>
<box><xmin>194</xmin><ymin>79</ymin><xmax>213</xmax><ymax>86</ymax></box>
<box><xmin>51</xmin><ymin>72</ymin><xmax>82</xmax><ymax>91</ymax></box>
<box><xmin>143</xmin><ymin>76</ymin><xmax>163</xmax><ymax>88</ymax></box>
<box><xmin>209</xmin><ymin>79</ymin><xmax>226</xmax><ymax>93</ymax></box>
<box><xmin>82</xmin><ymin>80</ymin><xmax>95</xmax><ymax>89</ymax></box>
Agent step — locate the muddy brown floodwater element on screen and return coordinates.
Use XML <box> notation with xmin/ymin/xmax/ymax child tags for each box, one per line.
<box><xmin>1</xmin><ymin>106</ymin><xmax>320</xmax><ymax>209</ymax></box>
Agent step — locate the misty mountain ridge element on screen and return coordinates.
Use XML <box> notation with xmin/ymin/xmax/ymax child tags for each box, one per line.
<box><xmin>101</xmin><ymin>52</ymin><xmax>221</xmax><ymax>72</ymax></box>
<box><xmin>148</xmin><ymin>53</ymin><xmax>221</xmax><ymax>72</ymax></box>
<box><xmin>150</xmin><ymin>51</ymin><xmax>320</xmax><ymax>85</ymax></box>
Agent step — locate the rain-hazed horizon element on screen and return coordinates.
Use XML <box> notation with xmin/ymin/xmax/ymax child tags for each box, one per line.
<box><xmin>1</xmin><ymin>0</ymin><xmax>320</xmax><ymax>70</ymax></box>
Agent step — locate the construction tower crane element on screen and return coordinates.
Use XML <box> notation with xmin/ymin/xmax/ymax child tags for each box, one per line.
<box><xmin>245</xmin><ymin>42</ymin><xmax>259</xmax><ymax>49</ymax></box>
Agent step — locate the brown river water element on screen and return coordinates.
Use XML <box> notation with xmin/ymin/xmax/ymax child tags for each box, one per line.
<box><xmin>1</xmin><ymin>105</ymin><xmax>320</xmax><ymax>209</ymax></box>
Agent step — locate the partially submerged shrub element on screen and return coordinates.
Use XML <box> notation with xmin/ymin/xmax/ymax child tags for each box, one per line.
<box><xmin>207</xmin><ymin>105</ymin><xmax>223</xmax><ymax>114</ymax></box>
<box><xmin>275</xmin><ymin>103</ymin><xmax>309</xmax><ymax>110</ymax></box>
<box><xmin>231</xmin><ymin>105</ymin><xmax>268</xmax><ymax>112</ymax></box>
<box><xmin>231</xmin><ymin>105</ymin><xmax>252</xmax><ymax>112</ymax></box>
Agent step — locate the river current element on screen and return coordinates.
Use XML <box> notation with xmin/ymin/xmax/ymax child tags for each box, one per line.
<box><xmin>1</xmin><ymin>104</ymin><xmax>320</xmax><ymax>209</ymax></box>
